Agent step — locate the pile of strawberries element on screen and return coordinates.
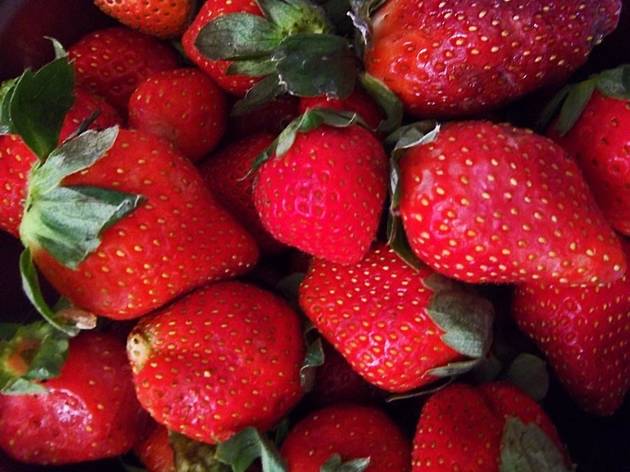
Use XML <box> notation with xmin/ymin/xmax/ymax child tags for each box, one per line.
<box><xmin>0</xmin><ymin>0</ymin><xmax>628</xmax><ymax>471</ymax></box>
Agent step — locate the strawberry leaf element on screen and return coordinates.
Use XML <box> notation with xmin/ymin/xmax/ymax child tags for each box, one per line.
<box><xmin>0</xmin><ymin>47</ymin><xmax>74</xmax><ymax>159</ymax></box>
<box><xmin>504</xmin><ymin>353</ymin><xmax>549</xmax><ymax>402</ymax></box>
<box><xmin>0</xmin><ymin>320</ymin><xmax>69</xmax><ymax>394</ymax></box>
<box><xmin>359</xmin><ymin>72</ymin><xmax>403</xmax><ymax>134</ymax></box>
<box><xmin>216</xmin><ymin>427</ymin><xmax>287</xmax><ymax>472</ymax></box>
<box><xmin>349</xmin><ymin>0</ymin><xmax>386</xmax><ymax>53</ymax></box>
<box><xmin>257</xmin><ymin>0</ymin><xmax>330</xmax><ymax>34</ymax></box>
<box><xmin>232</xmin><ymin>75</ymin><xmax>286</xmax><ymax>116</ymax></box>
<box><xmin>300</xmin><ymin>321</ymin><xmax>324</xmax><ymax>392</ymax></box>
<box><xmin>553</xmin><ymin>79</ymin><xmax>596</xmax><ymax>136</ymax></box>
<box><xmin>169</xmin><ymin>432</ymin><xmax>230</xmax><ymax>472</ymax></box>
<box><xmin>321</xmin><ymin>454</ymin><xmax>371</xmax><ymax>472</ymax></box>
<box><xmin>500</xmin><ymin>417</ymin><xmax>575</xmax><ymax>472</ymax></box>
<box><xmin>595</xmin><ymin>64</ymin><xmax>630</xmax><ymax>100</ymax></box>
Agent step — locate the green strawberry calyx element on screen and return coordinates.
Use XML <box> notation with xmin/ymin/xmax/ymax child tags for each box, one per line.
<box><xmin>196</xmin><ymin>0</ymin><xmax>358</xmax><ymax>115</ymax></box>
<box><xmin>386</xmin><ymin>121</ymin><xmax>441</xmax><ymax>270</ymax></box>
<box><xmin>321</xmin><ymin>453</ymin><xmax>371</xmax><ymax>472</ymax></box>
<box><xmin>216</xmin><ymin>426</ymin><xmax>288</xmax><ymax>472</ymax></box>
<box><xmin>358</xmin><ymin>72</ymin><xmax>404</xmax><ymax>135</ymax></box>
<box><xmin>0</xmin><ymin>321</ymin><xmax>69</xmax><ymax>395</ymax></box>
<box><xmin>540</xmin><ymin>64</ymin><xmax>630</xmax><ymax>136</ymax></box>
<box><xmin>300</xmin><ymin>320</ymin><xmax>325</xmax><ymax>392</ymax></box>
<box><xmin>349</xmin><ymin>0</ymin><xmax>386</xmax><ymax>53</ymax></box>
<box><xmin>500</xmin><ymin>417</ymin><xmax>575</xmax><ymax>472</ymax></box>
<box><xmin>169</xmin><ymin>432</ymin><xmax>231</xmax><ymax>472</ymax></box>
<box><xmin>503</xmin><ymin>353</ymin><xmax>549</xmax><ymax>402</ymax></box>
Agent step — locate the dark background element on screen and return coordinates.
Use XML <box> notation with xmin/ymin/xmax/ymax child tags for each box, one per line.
<box><xmin>0</xmin><ymin>0</ymin><xmax>628</xmax><ymax>471</ymax></box>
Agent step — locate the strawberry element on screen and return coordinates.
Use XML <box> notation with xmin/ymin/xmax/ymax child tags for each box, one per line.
<box><xmin>127</xmin><ymin>281</ymin><xmax>304</xmax><ymax>444</ymax></box>
<box><xmin>0</xmin><ymin>331</ymin><xmax>147</xmax><ymax>465</ymax></box>
<box><xmin>300</xmin><ymin>243</ymin><xmax>494</xmax><ymax>392</ymax></box>
<box><xmin>362</xmin><ymin>0</ymin><xmax>621</xmax><ymax>117</ymax></box>
<box><xmin>513</xmin><ymin>242</ymin><xmax>630</xmax><ymax>415</ymax></box>
<box><xmin>135</xmin><ymin>423</ymin><xmax>175</xmax><ymax>472</ymax></box>
<box><xmin>253</xmin><ymin>110</ymin><xmax>388</xmax><ymax>264</ymax></box>
<box><xmin>280</xmin><ymin>404</ymin><xmax>411</xmax><ymax>471</ymax></box>
<box><xmin>298</xmin><ymin>89</ymin><xmax>383</xmax><ymax>130</ymax></box>
<box><xmin>94</xmin><ymin>0</ymin><xmax>195</xmax><ymax>38</ymax></box>
<box><xmin>545</xmin><ymin>65</ymin><xmax>630</xmax><ymax>236</ymax></box>
<box><xmin>0</xmin><ymin>87</ymin><xmax>122</xmax><ymax>237</ymax></box>
<box><xmin>69</xmin><ymin>27</ymin><xmax>179</xmax><ymax>112</ymax></box>
<box><xmin>129</xmin><ymin>68</ymin><xmax>228</xmax><ymax>162</ymax></box>
<box><xmin>412</xmin><ymin>382</ymin><xmax>571</xmax><ymax>471</ymax></box>
<box><xmin>228</xmin><ymin>97</ymin><xmax>299</xmax><ymax>138</ymax></box>
<box><xmin>182</xmin><ymin>0</ymin><xmax>264</xmax><ymax>95</ymax></box>
<box><xmin>395</xmin><ymin>121</ymin><xmax>625</xmax><ymax>286</ymax></box>
<box><xmin>201</xmin><ymin>133</ymin><xmax>284</xmax><ymax>254</ymax></box>
<box><xmin>22</xmin><ymin>129</ymin><xmax>258</xmax><ymax>320</ymax></box>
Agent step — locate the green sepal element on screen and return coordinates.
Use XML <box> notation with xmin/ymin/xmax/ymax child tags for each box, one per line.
<box><xmin>552</xmin><ymin>79</ymin><xmax>596</xmax><ymax>136</ymax></box>
<box><xmin>228</xmin><ymin>58</ymin><xmax>277</xmax><ymax>77</ymax></box>
<box><xmin>46</xmin><ymin>36</ymin><xmax>69</xmax><ymax>60</ymax></box>
<box><xmin>427</xmin><ymin>358</ymin><xmax>482</xmax><ymax>378</ymax></box>
<box><xmin>196</xmin><ymin>14</ymin><xmax>283</xmax><ymax>60</ymax></box>
<box><xmin>250</xmin><ymin>108</ymin><xmax>366</xmax><ymax>175</ymax></box>
<box><xmin>20</xmin><ymin>248</ymin><xmax>80</xmax><ymax>336</ymax></box>
<box><xmin>232</xmin><ymin>75</ymin><xmax>286</xmax><ymax>116</ymax></box>
<box><xmin>0</xmin><ymin>321</ymin><xmax>69</xmax><ymax>395</ymax></box>
<box><xmin>216</xmin><ymin>427</ymin><xmax>287</xmax><ymax>472</ymax></box>
<box><xmin>321</xmin><ymin>454</ymin><xmax>371</xmax><ymax>472</ymax></box>
<box><xmin>386</xmin><ymin>122</ymin><xmax>441</xmax><ymax>270</ymax></box>
<box><xmin>385</xmin><ymin>378</ymin><xmax>453</xmax><ymax>402</ymax></box>
<box><xmin>499</xmin><ymin>417</ymin><xmax>574</xmax><ymax>472</ymax></box>
<box><xmin>272</xmin><ymin>418</ymin><xmax>290</xmax><ymax>447</ymax></box>
<box><xmin>301</xmin><ymin>321</ymin><xmax>325</xmax><ymax>392</ymax></box>
<box><xmin>0</xmin><ymin>45</ymin><xmax>74</xmax><ymax>159</ymax></box>
<box><xmin>503</xmin><ymin>353</ymin><xmax>549</xmax><ymax>402</ymax></box>
<box><xmin>169</xmin><ymin>432</ymin><xmax>230</xmax><ymax>472</ymax></box>
<box><xmin>359</xmin><ymin>72</ymin><xmax>403</xmax><ymax>134</ymax></box>
<box><xmin>257</xmin><ymin>0</ymin><xmax>330</xmax><ymax>36</ymax></box>
<box><xmin>20</xmin><ymin>127</ymin><xmax>145</xmax><ymax>269</ymax></box>
<box><xmin>348</xmin><ymin>0</ymin><xmax>386</xmax><ymax>54</ymax></box>
<box><xmin>595</xmin><ymin>64</ymin><xmax>630</xmax><ymax>99</ymax></box>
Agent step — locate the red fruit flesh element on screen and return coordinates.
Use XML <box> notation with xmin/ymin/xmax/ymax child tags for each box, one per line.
<box><xmin>129</xmin><ymin>68</ymin><xmax>227</xmax><ymax>162</ymax></box>
<box><xmin>135</xmin><ymin>423</ymin><xmax>175</xmax><ymax>472</ymax></box>
<box><xmin>298</xmin><ymin>89</ymin><xmax>383</xmax><ymax>130</ymax></box>
<box><xmin>127</xmin><ymin>282</ymin><xmax>304</xmax><ymax>444</ymax></box>
<box><xmin>366</xmin><ymin>0</ymin><xmax>621</xmax><ymax>117</ymax></box>
<box><xmin>281</xmin><ymin>404</ymin><xmax>411</xmax><ymax>472</ymax></box>
<box><xmin>69</xmin><ymin>27</ymin><xmax>179</xmax><ymax>112</ymax></box>
<box><xmin>513</xmin><ymin>241</ymin><xmax>630</xmax><ymax>415</ymax></box>
<box><xmin>182</xmin><ymin>0</ymin><xmax>262</xmax><ymax>95</ymax></box>
<box><xmin>399</xmin><ymin>121</ymin><xmax>625</xmax><ymax>286</ymax></box>
<box><xmin>550</xmin><ymin>92</ymin><xmax>630</xmax><ymax>236</ymax></box>
<box><xmin>201</xmin><ymin>133</ymin><xmax>284</xmax><ymax>254</ymax></box>
<box><xmin>0</xmin><ymin>332</ymin><xmax>147</xmax><ymax>465</ymax></box>
<box><xmin>300</xmin><ymin>243</ymin><xmax>461</xmax><ymax>392</ymax></box>
<box><xmin>254</xmin><ymin>125</ymin><xmax>388</xmax><ymax>264</ymax></box>
<box><xmin>31</xmin><ymin>130</ymin><xmax>259</xmax><ymax>319</ymax></box>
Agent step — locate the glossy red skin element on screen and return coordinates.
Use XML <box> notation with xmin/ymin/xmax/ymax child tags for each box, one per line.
<box><xmin>366</xmin><ymin>0</ymin><xmax>621</xmax><ymax>117</ymax></box>
<box><xmin>129</xmin><ymin>68</ymin><xmax>227</xmax><ymax>162</ymax></box>
<box><xmin>0</xmin><ymin>88</ymin><xmax>122</xmax><ymax>236</ymax></box>
<box><xmin>201</xmin><ymin>133</ymin><xmax>284</xmax><ymax>254</ymax></box>
<box><xmin>128</xmin><ymin>282</ymin><xmax>304</xmax><ymax>444</ymax></box>
<box><xmin>135</xmin><ymin>423</ymin><xmax>175</xmax><ymax>472</ymax></box>
<box><xmin>69</xmin><ymin>27</ymin><xmax>179</xmax><ymax>112</ymax></box>
<box><xmin>94</xmin><ymin>0</ymin><xmax>195</xmax><ymax>38</ymax></box>
<box><xmin>412</xmin><ymin>383</ymin><xmax>567</xmax><ymax>471</ymax></box>
<box><xmin>228</xmin><ymin>96</ymin><xmax>299</xmax><ymax>137</ymax></box>
<box><xmin>30</xmin><ymin>130</ymin><xmax>259</xmax><ymax>319</ymax></box>
<box><xmin>298</xmin><ymin>89</ymin><xmax>383</xmax><ymax>130</ymax></box>
<box><xmin>399</xmin><ymin>121</ymin><xmax>625</xmax><ymax>286</ymax></box>
<box><xmin>513</xmin><ymin>241</ymin><xmax>630</xmax><ymax>415</ymax></box>
<box><xmin>300</xmin><ymin>243</ymin><xmax>460</xmax><ymax>392</ymax></box>
<box><xmin>254</xmin><ymin>125</ymin><xmax>388</xmax><ymax>264</ymax></box>
<box><xmin>550</xmin><ymin>92</ymin><xmax>630</xmax><ymax>236</ymax></box>
<box><xmin>281</xmin><ymin>404</ymin><xmax>411</xmax><ymax>472</ymax></box>
<box><xmin>182</xmin><ymin>0</ymin><xmax>261</xmax><ymax>95</ymax></box>
<box><xmin>0</xmin><ymin>332</ymin><xmax>147</xmax><ymax>465</ymax></box>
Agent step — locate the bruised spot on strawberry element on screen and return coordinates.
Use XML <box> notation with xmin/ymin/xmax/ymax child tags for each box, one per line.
<box><xmin>128</xmin><ymin>332</ymin><xmax>152</xmax><ymax>373</ymax></box>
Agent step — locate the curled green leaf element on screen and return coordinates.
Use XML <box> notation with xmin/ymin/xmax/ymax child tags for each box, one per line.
<box><xmin>321</xmin><ymin>453</ymin><xmax>371</xmax><ymax>472</ymax></box>
<box><xmin>359</xmin><ymin>72</ymin><xmax>403</xmax><ymax>134</ymax></box>
<box><xmin>216</xmin><ymin>427</ymin><xmax>287</xmax><ymax>472</ymax></box>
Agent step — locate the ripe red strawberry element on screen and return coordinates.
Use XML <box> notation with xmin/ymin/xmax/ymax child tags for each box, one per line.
<box><xmin>69</xmin><ymin>27</ymin><xmax>179</xmax><ymax>112</ymax></box>
<box><xmin>135</xmin><ymin>423</ymin><xmax>175</xmax><ymax>472</ymax></box>
<box><xmin>21</xmin><ymin>129</ymin><xmax>258</xmax><ymax>319</ymax></box>
<box><xmin>363</xmin><ymin>0</ymin><xmax>621</xmax><ymax>117</ymax></box>
<box><xmin>253</xmin><ymin>113</ymin><xmax>388</xmax><ymax>264</ymax></box>
<box><xmin>0</xmin><ymin>331</ymin><xmax>147</xmax><ymax>465</ymax></box>
<box><xmin>228</xmin><ymin>97</ymin><xmax>299</xmax><ymax>138</ymax></box>
<box><xmin>397</xmin><ymin>121</ymin><xmax>625</xmax><ymax>286</ymax></box>
<box><xmin>0</xmin><ymin>87</ymin><xmax>122</xmax><ymax>237</ymax></box>
<box><xmin>94</xmin><ymin>0</ymin><xmax>195</xmax><ymax>38</ymax></box>
<box><xmin>300</xmin><ymin>243</ymin><xmax>494</xmax><ymax>392</ymax></box>
<box><xmin>299</xmin><ymin>89</ymin><xmax>383</xmax><ymax>130</ymax></box>
<box><xmin>281</xmin><ymin>404</ymin><xmax>411</xmax><ymax>471</ymax></box>
<box><xmin>513</xmin><ymin>241</ymin><xmax>630</xmax><ymax>415</ymax></box>
<box><xmin>182</xmin><ymin>0</ymin><xmax>262</xmax><ymax>95</ymax></box>
<box><xmin>127</xmin><ymin>281</ymin><xmax>304</xmax><ymax>444</ymax></box>
<box><xmin>546</xmin><ymin>69</ymin><xmax>630</xmax><ymax>236</ymax></box>
<box><xmin>412</xmin><ymin>382</ymin><xmax>571</xmax><ymax>471</ymax></box>
<box><xmin>129</xmin><ymin>68</ymin><xmax>227</xmax><ymax>162</ymax></box>
<box><xmin>201</xmin><ymin>133</ymin><xmax>284</xmax><ymax>254</ymax></box>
